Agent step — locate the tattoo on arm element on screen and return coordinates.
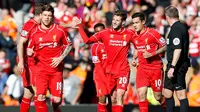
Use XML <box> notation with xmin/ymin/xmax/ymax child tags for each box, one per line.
<box><xmin>61</xmin><ymin>44</ymin><xmax>72</xmax><ymax>59</ymax></box>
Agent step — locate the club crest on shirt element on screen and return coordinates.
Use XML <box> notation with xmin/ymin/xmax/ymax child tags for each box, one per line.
<box><xmin>123</xmin><ymin>34</ymin><xmax>127</xmax><ymax>40</ymax></box>
<box><xmin>53</xmin><ymin>34</ymin><xmax>57</xmax><ymax>41</ymax></box>
<box><xmin>173</xmin><ymin>37</ymin><xmax>180</xmax><ymax>45</ymax></box>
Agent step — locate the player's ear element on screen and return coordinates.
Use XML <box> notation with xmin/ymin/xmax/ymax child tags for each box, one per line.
<box><xmin>122</xmin><ymin>21</ymin><xmax>126</xmax><ymax>27</ymax></box>
<box><xmin>142</xmin><ymin>20</ymin><xmax>145</xmax><ymax>25</ymax></box>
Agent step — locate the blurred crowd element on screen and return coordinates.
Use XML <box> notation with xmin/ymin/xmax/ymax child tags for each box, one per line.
<box><xmin>0</xmin><ymin>0</ymin><xmax>200</xmax><ymax>107</ymax></box>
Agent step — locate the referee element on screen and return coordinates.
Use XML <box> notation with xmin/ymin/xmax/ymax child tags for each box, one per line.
<box><xmin>163</xmin><ymin>6</ymin><xmax>190</xmax><ymax>112</ymax></box>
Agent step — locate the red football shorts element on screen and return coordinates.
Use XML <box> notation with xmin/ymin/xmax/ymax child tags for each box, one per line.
<box><xmin>21</xmin><ymin>62</ymin><xmax>36</xmax><ymax>87</ymax></box>
<box><xmin>136</xmin><ymin>66</ymin><xmax>163</xmax><ymax>92</ymax></box>
<box><xmin>35</xmin><ymin>68</ymin><xmax>63</xmax><ymax>97</ymax></box>
<box><xmin>93</xmin><ymin>69</ymin><xmax>109</xmax><ymax>97</ymax></box>
<box><xmin>107</xmin><ymin>72</ymin><xmax>130</xmax><ymax>93</ymax></box>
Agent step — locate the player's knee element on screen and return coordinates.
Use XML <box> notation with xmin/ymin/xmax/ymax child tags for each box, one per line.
<box><xmin>37</xmin><ymin>94</ymin><xmax>46</xmax><ymax>101</ymax></box>
<box><xmin>23</xmin><ymin>87</ymin><xmax>34</xmax><ymax>99</ymax></box>
<box><xmin>53</xmin><ymin>96</ymin><xmax>62</xmax><ymax>104</ymax></box>
<box><xmin>176</xmin><ymin>91</ymin><xmax>186</xmax><ymax>100</ymax></box>
<box><xmin>99</xmin><ymin>96</ymin><xmax>106</xmax><ymax>104</ymax></box>
<box><xmin>154</xmin><ymin>93</ymin><xmax>162</xmax><ymax>101</ymax></box>
<box><xmin>137</xmin><ymin>91</ymin><xmax>146</xmax><ymax>100</ymax></box>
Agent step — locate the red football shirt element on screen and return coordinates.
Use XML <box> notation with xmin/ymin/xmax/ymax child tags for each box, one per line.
<box><xmin>20</xmin><ymin>19</ymin><xmax>39</xmax><ymax>63</ymax></box>
<box><xmin>133</xmin><ymin>27</ymin><xmax>166</xmax><ymax>69</ymax></box>
<box><xmin>28</xmin><ymin>23</ymin><xmax>72</xmax><ymax>73</ymax></box>
<box><xmin>91</xmin><ymin>42</ymin><xmax>107</xmax><ymax>70</ymax></box>
<box><xmin>78</xmin><ymin>25</ymin><xmax>136</xmax><ymax>74</ymax></box>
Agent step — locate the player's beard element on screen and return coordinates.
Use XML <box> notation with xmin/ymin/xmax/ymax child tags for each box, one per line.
<box><xmin>41</xmin><ymin>20</ymin><xmax>52</xmax><ymax>28</ymax></box>
<box><xmin>112</xmin><ymin>23</ymin><xmax>122</xmax><ymax>31</ymax></box>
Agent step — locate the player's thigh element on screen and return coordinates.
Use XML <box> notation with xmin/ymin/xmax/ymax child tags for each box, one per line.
<box><xmin>150</xmin><ymin>69</ymin><xmax>163</xmax><ymax>92</ymax></box>
<box><xmin>163</xmin><ymin>68</ymin><xmax>174</xmax><ymax>91</ymax></box>
<box><xmin>94</xmin><ymin>73</ymin><xmax>109</xmax><ymax>97</ymax></box>
<box><xmin>136</xmin><ymin>67</ymin><xmax>150</xmax><ymax>89</ymax></box>
<box><xmin>35</xmin><ymin>70</ymin><xmax>49</xmax><ymax>96</ymax></box>
<box><xmin>28</xmin><ymin>64</ymin><xmax>36</xmax><ymax>86</ymax></box>
<box><xmin>21</xmin><ymin>66</ymin><xmax>31</xmax><ymax>87</ymax></box>
<box><xmin>49</xmin><ymin>72</ymin><xmax>63</xmax><ymax>98</ymax></box>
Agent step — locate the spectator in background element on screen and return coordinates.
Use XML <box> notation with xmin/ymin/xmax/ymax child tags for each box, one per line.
<box><xmin>0</xmin><ymin>27</ymin><xmax>15</xmax><ymax>73</ymax></box>
<box><xmin>63</xmin><ymin>67</ymin><xmax>82</xmax><ymax>105</ymax></box>
<box><xmin>0</xmin><ymin>49</ymin><xmax>10</xmax><ymax>74</ymax></box>
<box><xmin>188</xmin><ymin>65</ymin><xmax>200</xmax><ymax>106</ymax></box>
<box><xmin>1</xmin><ymin>65</ymin><xmax>23</xmax><ymax>106</ymax></box>
<box><xmin>0</xmin><ymin>8</ymin><xmax>17</xmax><ymax>41</ymax></box>
<box><xmin>0</xmin><ymin>65</ymin><xmax>8</xmax><ymax>97</ymax></box>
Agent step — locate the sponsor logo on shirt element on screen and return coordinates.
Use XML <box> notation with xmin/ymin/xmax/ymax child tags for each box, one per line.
<box><xmin>109</xmin><ymin>40</ymin><xmax>127</xmax><ymax>46</ymax></box>
<box><xmin>39</xmin><ymin>42</ymin><xmax>58</xmax><ymax>48</ymax></box>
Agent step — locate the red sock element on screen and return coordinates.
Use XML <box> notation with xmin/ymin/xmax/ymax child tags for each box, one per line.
<box><xmin>98</xmin><ymin>103</ymin><xmax>107</xmax><ymax>112</ymax></box>
<box><xmin>34</xmin><ymin>96</ymin><xmax>39</xmax><ymax>111</ymax></box>
<box><xmin>36</xmin><ymin>100</ymin><xmax>48</xmax><ymax>112</ymax></box>
<box><xmin>139</xmin><ymin>100</ymin><xmax>148</xmax><ymax>112</ymax></box>
<box><xmin>112</xmin><ymin>105</ymin><xmax>123</xmax><ymax>112</ymax></box>
<box><xmin>20</xmin><ymin>97</ymin><xmax>31</xmax><ymax>112</ymax></box>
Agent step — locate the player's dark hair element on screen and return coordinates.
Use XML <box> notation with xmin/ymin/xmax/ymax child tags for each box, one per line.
<box><xmin>67</xmin><ymin>3</ymin><xmax>77</xmax><ymax>9</ymax></box>
<box><xmin>131</xmin><ymin>12</ymin><xmax>146</xmax><ymax>21</ymax></box>
<box><xmin>42</xmin><ymin>4</ymin><xmax>54</xmax><ymax>15</ymax></box>
<box><xmin>113</xmin><ymin>10</ymin><xmax>127</xmax><ymax>21</ymax></box>
<box><xmin>34</xmin><ymin>2</ymin><xmax>47</xmax><ymax>16</ymax></box>
<box><xmin>165</xmin><ymin>6</ymin><xmax>179</xmax><ymax>18</ymax></box>
<box><xmin>94</xmin><ymin>23</ymin><xmax>105</xmax><ymax>29</ymax></box>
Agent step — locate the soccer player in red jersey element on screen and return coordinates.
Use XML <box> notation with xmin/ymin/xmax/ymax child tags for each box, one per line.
<box><xmin>91</xmin><ymin>23</ymin><xmax>109</xmax><ymax>112</ymax></box>
<box><xmin>72</xmin><ymin>10</ymin><xmax>136</xmax><ymax>112</ymax></box>
<box><xmin>27</xmin><ymin>4</ymin><xmax>72</xmax><ymax>112</ymax></box>
<box><xmin>131</xmin><ymin>12</ymin><xmax>167</xmax><ymax>112</ymax></box>
<box><xmin>17</xmin><ymin>3</ymin><xmax>44</xmax><ymax>112</ymax></box>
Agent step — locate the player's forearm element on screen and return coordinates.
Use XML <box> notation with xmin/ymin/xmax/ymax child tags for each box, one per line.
<box><xmin>171</xmin><ymin>49</ymin><xmax>182</xmax><ymax>66</ymax></box>
<box><xmin>133</xmin><ymin>49</ymin><xmax>138</xmax><ymax>59</ymax></box>
<box><xmin>61</xmin><ymin>44</ymin><xmax>72</xmax><ymax>59</ymax></box>
<box><xmin>17</xmin><ymin>42</ymin><xmax>24</xmax><ymax>63</ymax></box>
<box><xmin>155</xmin><ymin>45</ymin><xmax>167</xmax><ymax>55</ymax></box>
<box><xmin>78</xmin><ymin>24</ymin><xmax>93</xmax><ymax>44</ymax></box>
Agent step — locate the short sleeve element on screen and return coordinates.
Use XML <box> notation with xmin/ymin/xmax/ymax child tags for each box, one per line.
<box><xmin>170</xmin><ymin>27</ymin><xmax>182</xmax><ymax>49</ymax></box>
<box><xmin>149</xmin><ymin>29</ymin><xmax>166</xmax><ymax>46</ymax></box>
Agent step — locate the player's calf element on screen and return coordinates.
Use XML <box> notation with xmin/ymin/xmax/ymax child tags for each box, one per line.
<box><xmin>137</xmin><ymin>87</ymin><xmax>148</xmax><ymax>101</ymax></box>
<box><xmin>52</xmin><ymin>96</ymin><xmax>62</xmax><ymax>112</ymax></box>
<box><xmin>20</xmin><ymin>87</ymin><xmax>34</xmax><ymax>112</ymax></box>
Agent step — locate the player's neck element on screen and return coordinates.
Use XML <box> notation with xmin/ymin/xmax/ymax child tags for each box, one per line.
<box><xmin>41</xmin><ymin>23</ymin><xmax>52</xmax><ymax>30</ymax></box>
<box><xmin>169</xmin><ymin>19</ymin><xmax>179</xmax><ymax>26</ymax></box>
<box><xmin>137</xmin><ymin>27</ymin><xmax>146</xmax><ymax>35</ymax></box>
<box><xmin>33</xmin><ymin>16</ymin><xmax>40</xmax><ymax>23</ymax></box>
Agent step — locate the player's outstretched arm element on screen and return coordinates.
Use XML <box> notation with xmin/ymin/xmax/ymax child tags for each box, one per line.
<box><xmin>17</xmin><ymin>37</ymin><xmax>28</xmax><ymax>74</ymax></box>
<box><xmin>72</xmin><ymin>17</ymin><xmax>100</xmax><ymax>44</ymax></box>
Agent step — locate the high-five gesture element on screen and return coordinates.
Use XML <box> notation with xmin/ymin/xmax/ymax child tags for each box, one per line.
<box><xmin>71</xmin><ymin>17</ymin><xmax>82</xmax><ymax>27</ymax></box>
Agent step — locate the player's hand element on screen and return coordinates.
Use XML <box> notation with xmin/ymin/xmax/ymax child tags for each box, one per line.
<box><xmin>131</xmin><ymin>58</ymin><xmax>137</xmax><ymax>67</ymax></box>
<box><xmin>17</xmin><ymin>61</ymin><xmax>24</xmax><ymax>74</ymax></box>
<box><xmin>167</xmin><ymin>68</ymin><xmax>174</xmax><ymax>79</ymax></box>
<box><xmin>50</xmin><ymin>56</ymin><xmax>64</xmax><ymax>68</ymax></box>
<box><xmin>27</xmin><ymin>48</ymin><xmax>34</xmax><ymax>56</ymax></box>
<box><xmin>143</xmin><ymin>50</ymin><xmax>152</xmax><ymax>58</ymax></box>
<box><xmin>72</xmin><ymin>17</ymin><xmax>82</xmax><ymax>28</ymax></box>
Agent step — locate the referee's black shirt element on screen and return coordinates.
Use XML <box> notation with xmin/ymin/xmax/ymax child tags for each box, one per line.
<box><xmin>166</xmin><ymin>21</ymin><xmax>190</xmax><ymax>67</ymax></box>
